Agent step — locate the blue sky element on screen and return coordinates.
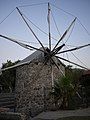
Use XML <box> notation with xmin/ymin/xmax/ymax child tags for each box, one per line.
<box><xmin>0</xmin><ymin>0</ymin><xmax>90</xmax><ymax>69</ymax></box>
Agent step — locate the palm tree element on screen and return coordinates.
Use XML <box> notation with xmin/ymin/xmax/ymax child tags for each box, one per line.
<box><xmin>51</xmin><ymin>75</ymin><xmax>77</xmax><ymax>109</ymax></box>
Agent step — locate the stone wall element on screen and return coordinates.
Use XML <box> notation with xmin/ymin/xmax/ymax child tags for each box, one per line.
<box><xmin>15</xmin><ymin>61</ymin><xmax>65</xmax><ymax>119</ymax></box>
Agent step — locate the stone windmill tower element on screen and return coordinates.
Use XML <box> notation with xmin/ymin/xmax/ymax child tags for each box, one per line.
<box><xmin>0</xmin><ymin>2</ymin><xmax>89</xmax><ymax>118</ymax></box>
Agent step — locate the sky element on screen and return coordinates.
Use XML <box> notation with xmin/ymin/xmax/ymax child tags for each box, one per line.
<box><xmin>0</xmin><ymin>0</ymin><xmax>90</xmax><ymax>69</ymax></box>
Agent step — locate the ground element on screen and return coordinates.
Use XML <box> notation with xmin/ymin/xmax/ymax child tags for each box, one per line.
<box><xmin>32</xmin><ymin>108</ymin><xmax>90</xmax><ymax>120</ymax></box>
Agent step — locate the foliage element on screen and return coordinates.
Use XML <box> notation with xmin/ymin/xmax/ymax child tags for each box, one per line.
<box><xmin>0</xmin><ymin>60</ymin><xmax>20</xmax><ymax>92</ymax></box>
<box><xmin>51</xmin><ymin>75</ymin><xmax>76</xmax><ymax>109</ymax></box>
<box><xmin>50</xmin><ymin>66</ymin><xmax>84</xmax><ymax>109</ymax></box>
<box><xmin>65</xmin><ymin>65</ymin><xmax>84</xmax><ymax>85</ymax></box>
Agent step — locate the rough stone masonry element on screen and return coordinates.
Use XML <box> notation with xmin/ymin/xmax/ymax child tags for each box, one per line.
<box><xmin>15</xmin><ymin>51</ymin><xmax>65</xmax><ymax>119</ymax></box>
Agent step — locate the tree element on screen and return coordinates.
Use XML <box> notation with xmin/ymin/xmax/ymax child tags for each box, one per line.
<box><xmin>0</xmin><ymin>60</ymin><xmax>20</xmax><ymax>92</ymax></box>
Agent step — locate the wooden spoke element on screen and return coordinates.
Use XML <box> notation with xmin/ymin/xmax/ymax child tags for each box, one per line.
<box><xmin>52</xmin><ymin>18</ymin><xmax>76</xmax><ymax>52</ymax></box>
<box><xmin>16</xmin><ymin>7</ymin><xmax>46</xmax><ymax>52</ymax></box>
<box><xmin>52</xmin><ymin>44</ymin><xmax>65</xmax><ymax>56</ymax></box>
<box><xmin>0</xmin><ymin>34</ymin><xmax>45</xmax><ymax>53</ymax></box>
<box><xmin>57</xmin><ymin>44</ymin><xmax>90</xmax><ymax>54</ymax></box>
<box><xmin>50</xmin><ymin>57</ymin><xmax>65</xmax><ymax>76</ymax></box>
<box><xmin>47</xmin><ymin>2</ymin><xmax>51</xmax><ymax>50</ymax></box>
<box><xmin>56</xmin><ymin>56</ymin><xmax>88</xmax><ymax>70</ymax></box>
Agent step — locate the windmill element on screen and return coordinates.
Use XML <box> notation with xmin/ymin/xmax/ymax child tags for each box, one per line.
<box><xmin>0</xmin><ymin>2</ymin><xmax>90</xmax><ymax>88</ymax></box>
<box><xmin>0</xmin><ymin>2</ymin><xmax>90</xmax><ymax>117</ymax></box>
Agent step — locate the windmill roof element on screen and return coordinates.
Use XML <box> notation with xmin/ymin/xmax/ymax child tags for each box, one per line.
<box><xmin>0</xmin><ymin>48</ymin><xmax>44</xmax><ymax>72</ymax></box>
<box><xmin>19</xmin><ymin>48</ymin><xmax>65</xmax><ymax>67</ymax></box>
<box><xmin>0</xmin><ymin>47</ymin><xmax>65</xmax><ymax>72</ymax></box>
<box><xmin>19</xmin><ymin>48</ymin><xmax>44</xmax><ymax>64</ymax></box>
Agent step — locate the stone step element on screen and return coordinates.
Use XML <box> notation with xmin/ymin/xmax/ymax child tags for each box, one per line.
<box><xmin>0</xmin><ymin>93</ymin><xmax>14</xmax><ymax>99</ymax></box>
<box><xmin>0</xmin><ymin>93</ymin><xmax>15</xmax><ymax>109</ymax></box>
<box><xmin>0</xmin><ymin>97</ymin><xmax>14</xmax><ymax>101</ymax></box>
<box><xmin>0</xmin><ymin>100</ymin><xmax>15</xmax><ymax>107</ymax></box>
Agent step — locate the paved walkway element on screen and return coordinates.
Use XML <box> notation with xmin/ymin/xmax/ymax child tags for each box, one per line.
<box><xmin>32</xmin><ymin>108</ymin><xmax>90</xmax><ymax>120</ymax></box>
